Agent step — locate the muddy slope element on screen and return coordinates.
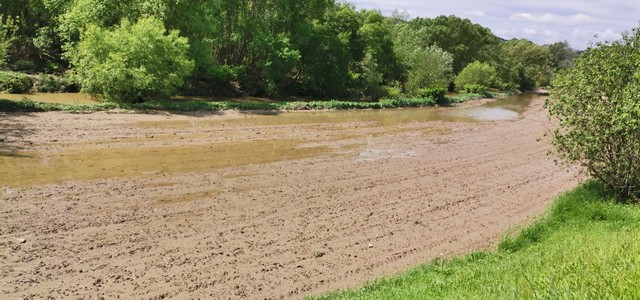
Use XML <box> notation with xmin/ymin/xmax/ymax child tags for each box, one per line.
<box><xmin>1</xmin><ymin>97</ymin><xmax>581</xmax><ymax>299</ymax></box>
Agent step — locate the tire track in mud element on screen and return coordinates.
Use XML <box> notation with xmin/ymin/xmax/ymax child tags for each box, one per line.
<box><xmin>1</xmin><ymin>97</ymin><xmax>581</xmax><ymax>299</ymax></box>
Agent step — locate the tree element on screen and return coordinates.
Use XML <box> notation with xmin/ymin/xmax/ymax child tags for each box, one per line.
<box><xmin>404</xmin><ymin>16</ymin><xmax>500</xmax><ymax>74</ymax></box>
<box><xmin>0</xmin><ymin>15</ymin><xmax>17</xmax><ymax>67</ymax></box>
<box><xmin>403</xmin><ymin>45</ymin><xmax>453</xmax><ymax>93</ymax></box>
<box><xmin>455</xmin><ymin>61</ymin><xmax>496</xmax><ymax>89</ymax></box>
<box><xmin>547</xmin><ymin>40</ymin><xmax>578</xmax><ymax>70</ymax></box>
<box><xmin>547</xmin><ymin>28</ymin><xmax>640</xmax><ymax>201</ymax></box>
<box><xmin>501</xmin><ymin>39</ymin><xmax>552</xmax><ymax>90</ymax></box>
<box><xmin>393</xmin><ymin>23</ymin><xmax>453</xmax><ymax>93</ymax></box>
<box><xmin>71</xmin><ymin>17</ymin><xmax>193</xmax><ymax>102</ymax></box>
<box><xmin>358</xmin><ymin>10</ymin><xmax>403</xmax><ymax>84</ymax></box>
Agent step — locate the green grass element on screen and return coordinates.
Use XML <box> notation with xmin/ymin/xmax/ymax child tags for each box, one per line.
<box><xmin>0</xmin><ymin>92</ymin><xmax>505</xmax><ymax>113</ymax></box>
<box><xmin>311</xmin><ymin>181</ymin><xmax>640</xmax><ymax>299</ymax></box>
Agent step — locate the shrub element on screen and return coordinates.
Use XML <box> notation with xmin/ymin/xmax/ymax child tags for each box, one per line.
<box><xmin>455</xmin><ymin>61</ymin><xmax>496</xmax><ymax>89</ymax></box>
<box><xmin>547</xmin><ymin>27</ymin><xmax>640</xmax><ymax>202</ymax></box>
<box><xmin>0</xmin><ymin>71</ymin><xmax>33</xmax><ymax>93</ymax></box>
<box><xmin>72</xmin><ymin>17</ymin><xmax>194</xmax><ymax>102</ymax></box>
<box><xmin>383</xmin><ymin>81</ymin><xmax>403</xmax><ymax>99</ymax></box>
<box><xmin>32</xmin><ymin>74</ymin><xmax>61</xmax><ymax>92</ymax></box>
<box><xmin>417</xmin><ymin>86</ymin><xmax>446</xmax><ymax>103</ymax></box>
<box><xmin>461</xmin><ymin>84</ymin><xmax>487</xmax><ymax>94</ymax></box>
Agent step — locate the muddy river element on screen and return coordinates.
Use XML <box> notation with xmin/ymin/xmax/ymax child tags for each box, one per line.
<box><xmin>2</xmin><ymin>93</ymin><xmax>577</xmax><ymax>300</ymax></box>
<box><xmin>1</xmin><ymin>94</ymin><xmax>536</xmax><ymax>189</ymax></box>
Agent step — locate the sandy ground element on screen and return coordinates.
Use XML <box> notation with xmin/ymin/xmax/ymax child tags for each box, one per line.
<box><xmin>0</xmin><ymin>97</ymin><xmax>581</xmax><ymax>299</ymax></box>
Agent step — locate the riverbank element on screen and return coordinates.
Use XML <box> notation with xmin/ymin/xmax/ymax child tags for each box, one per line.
<box><xmin>0</xmin><ymin>91</ymin><xmax>515</xmax><ymax>113</ymax></box>
<box><xmin>0</xmin><ymin>96</ymin><xmax>581</xmax><ymax>299</ymax></box>
<box><xmin>312</xmin><ymin>181</ymin><xmax>640</xmax><ymax>299</ymax></box>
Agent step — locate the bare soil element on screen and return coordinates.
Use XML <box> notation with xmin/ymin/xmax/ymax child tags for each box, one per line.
<box><xmin>1</xmin><ymin>97</ymin><xmax>581</xmax><ymax>299</ymax></box>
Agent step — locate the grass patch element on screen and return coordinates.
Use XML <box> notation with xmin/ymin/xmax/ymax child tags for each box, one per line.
<box><xmin>312</xmin><ymin>181</ymin><xmax>640</xmax><ymax>299</ymax></box>
<box><xmin>0</xmin><ymin>92</ymin><xmax>499</xmax><ymax>113</ymax></box>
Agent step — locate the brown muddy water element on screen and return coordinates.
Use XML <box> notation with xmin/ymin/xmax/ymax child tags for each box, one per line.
<box><xmin>1</xmin><ymin>93</ymin><xmax>536</xmax><ymax>188</ymax></box>
<box><xmin>0</xmin><ymin>140</ymin><xmax>330</xmax><ymax>187</ymax></box>
<box><xmin>0</xmin><ymin>92</ymin><xmax>98</xmax><ymax>104</ymax></box>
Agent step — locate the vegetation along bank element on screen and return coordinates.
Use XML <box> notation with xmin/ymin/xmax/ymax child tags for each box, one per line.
<box><xmin>0</xmin><ymin>0</ymin><xmax>576</xmax><ymax>104</ymax></box>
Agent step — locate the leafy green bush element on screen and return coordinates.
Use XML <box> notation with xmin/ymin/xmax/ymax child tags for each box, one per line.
<box><xmin>383</xmin><ymin>81</ymin><xmax>403</xmax><ymax>99</ymax></box>
<box><xmin>447</xmin><ymin>93</ymin><xmax>484</xmax><ymax>103</ymax></box>
<box><xmin>455</xmin><ymin>61</ymin><xmax>496</xmax><ymax>89</ymax></box>
<box><xmin>31</xmin><ymin>73</ymin><xmax>81</xmax><ymax>93</ymax></box>
<box><xmin>417</xmin><ymin>86</ymin><xmax>446</xmax><ymax>103</ymax></box>
<box><xmin>72</xmin><ymin>17</ymin><xmax>194</xmax><ymax>102</ymax></box>
<box><xmin>32</xmin><ymin>74</ymin><xmax>61</xmax><ymax>92</ymax></box>
<box><xmin>547</xmin><ymin>28</ymin><xmax>640</xmax><ymax>201</ymax></box>
<box><xmin>0</xmin><ymin>71</ymin><xmax>33</xmax><ymax>93</ymax></box>
<box><xmin>461</xmin><ymin>84</ymin><xmax>487</xmax><ymax>94</ymax></box>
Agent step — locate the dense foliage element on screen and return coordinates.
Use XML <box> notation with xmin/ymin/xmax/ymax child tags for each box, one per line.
<box><xmin>454</xmin><ymin>61</ymin><xmax>496</xmax><ymax>90</ymax></box>
<box><xmin>72</xmin><ymin>17</ymin><xmax>193</xmax><ymax>102</ymax></box>
<box><xmin>0</xmin><ymin>0</ymin><xmax>576</xmax><ymax>101</ymax></box>
<box><xmin>547</xmin><ymin>28</ymin><xmax>640</xmax><ymax>202</ymax></box>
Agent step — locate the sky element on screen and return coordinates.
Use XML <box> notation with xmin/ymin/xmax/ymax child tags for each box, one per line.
<box><xmin>347</xmin><ymin>0</ymin><xmax>640</xmax><ymax>50</ymax></box>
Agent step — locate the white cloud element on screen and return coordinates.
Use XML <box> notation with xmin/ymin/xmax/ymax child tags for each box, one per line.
<box><xmin>510</xmin><ymin>13</ymin><xmax>593</xmax><ymax>26</ymax></box>
<box><xmin>523</xmin><ymin>28</ymin><xmax>537</xmax><ymax>35</ymax></box>
<box><xmin>348</xmin><ymin>0</ymin><xmax>640</xmax><ymax>49</ymax></box>
<box><xmin>595</xmin><ymin>29</ymin><xmax>622</xmax><ymax>41</ymax></box>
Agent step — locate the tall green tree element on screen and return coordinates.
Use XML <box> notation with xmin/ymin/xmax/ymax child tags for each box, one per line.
<box><xmin>404</xmin><ymin>15</ymin><xmax>500</xmax><ymax>74</ymax></box>
<box><xmin>501</xmin><ymin>39</ymin><xmax>552</xmax><ymax>90</ymax></box>
<box><xmin>547</xmin><ymin>40</ymin><xmax>579</xmax><ymax>70</ymax></box>
<box><xmin>403</xmin><ymin>45</ymin><xmax>454</xmax><ymax>93</ymax></box>
<box><xmin>358</xmin><ymin>10</ymin><xmax>402</xmax><ymax>84</ymax></box>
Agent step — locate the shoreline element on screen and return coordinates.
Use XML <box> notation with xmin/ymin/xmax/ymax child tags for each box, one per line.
<box><xmin>0</xmin><ymin>91</ymin><xmax>522</xmax><ymax>114</ymax></box>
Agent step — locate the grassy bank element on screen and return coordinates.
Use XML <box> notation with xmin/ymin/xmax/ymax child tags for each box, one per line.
<box><xmin>312</xmin><ymin>181</ymin><xmax>640</xmax><ymax>299</ymax></box>
<box><xmin>0</xmin><ymin>92</ymin><xmax>511</xmax><ymax>113</ymax></box>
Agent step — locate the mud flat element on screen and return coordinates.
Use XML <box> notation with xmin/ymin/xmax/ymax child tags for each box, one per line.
<box><xmin>0</xmin><ymin>96</ymin><xmax>581</xmax><ymax>299</ymax></box>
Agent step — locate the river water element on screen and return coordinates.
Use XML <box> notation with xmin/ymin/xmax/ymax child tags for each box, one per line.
<box><xmin>0</xmin><ymin>93</ymin><xmax>538</xmax><ymax>188</ymax></box>
<box><xmin>0</xmin><ymin>92</ymin><xmax>536</xmax><ymax>123</ymax></box>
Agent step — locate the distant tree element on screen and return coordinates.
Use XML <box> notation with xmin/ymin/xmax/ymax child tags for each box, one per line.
<box><xmin>358</xmin><ymin>9</ymin><xmax>403</xmax><ymax>84</ymax></box>
<box><xmin>390</xmin><ymin>8</ymin><xmax>410</xmax><ymax>21</ymax></box>
<box><xmin>547</xmin><ymin>27</ymin><xmax>640</xmax><ymax>201</ymax></box>
<box><xmin>404</xmin><ymin>16</ymin><xmax>500</xmax><ymax>74</ymax></box>
<box><xmin>403</xmin><ymin>45</ymin><xmax>454</xmax><ymax>93</ymax></box>
<box><xmin>547</xmin><ymin>40</ymin><xmax>578</xmax><ymax>70</ymax></box>
<box><xmin>455</xmin><ymin>61</ymin><xmax>497</xmax><ymax>89</ymax></box>
<box><xmin>394</xmin><ymin>23</ymin><xmax>454</xmax><ymax>93</ymax></box>
<box><xmin>72</xmin><ymin>17</ymin><xmax>193</xmax><ymax>102</ymax></box>
<box><xmin>501</xmin><ymin>39</ymin><xmax>552</xmax><ymax>90</ymax></box>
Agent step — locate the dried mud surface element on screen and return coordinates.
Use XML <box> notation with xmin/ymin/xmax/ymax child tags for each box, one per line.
<box><xmin>1</xmin><ymin>97</ymin><xmax>581</xmax><ymax>299</ymax></box>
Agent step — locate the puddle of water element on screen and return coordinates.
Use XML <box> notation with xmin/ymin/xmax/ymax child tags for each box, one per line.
<box><xmin>440</xmin><ymin>93</ymin><xmax>536</xmax><ymax>121</ymax></box>
<box><xmin>445</xmin><ymin>107</ymin><xmax>519</xmax><ymax>121</ymax></box>
<box><xmin>0</xmin><ymin>139</ymin><xmax>331</xmax><ymax>188</ymax></box>
<box><xmin>483</xmin><ymin>93</ymin><xmax>537</xmax><ymax>113</ymax></box>
<box><xmin>0</xmin><ymin>92</ymin><xmax>98</xmax><ymax>104</ymax></box>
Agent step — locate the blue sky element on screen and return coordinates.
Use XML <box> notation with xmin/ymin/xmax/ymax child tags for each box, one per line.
<box><xmin>346</xmin><ymin>0</ymin><xmax>640</xmax><ymax>49</ymax></box>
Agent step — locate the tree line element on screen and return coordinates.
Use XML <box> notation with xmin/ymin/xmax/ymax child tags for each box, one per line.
<box><xmin>0</xmin><ymin>0</ymin><xmax>578</xmax><ymax>102</ymax></box>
